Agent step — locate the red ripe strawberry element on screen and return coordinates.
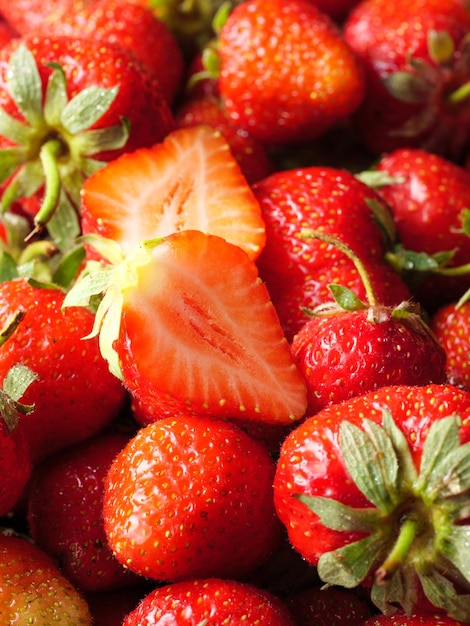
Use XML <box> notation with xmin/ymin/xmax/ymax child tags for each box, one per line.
<box><xmin>123</xmin><ymin>578</ymin><xmax>297</xmax><ymax>625</ymax></box>
<box><xmin>285</xmin><ymin>584</ymin><xmax>374</xmax><ymax>625</ymax></box>
<box><xmin>367</xmin><ymin>148</ymin><xmax>470</xmax><ymax>311</ymax></box>
<box><xmin>0</xmin><ymin>0</ymin><xmax>92</xmax><ymax>33</ymax></box>
<box><xmin>174</xmin><ymin>96</ymin><xmax>275</xmax><ymax>184</ymax></box>
<box><xmin>0</xmin><ymin>530</ymin><xmax>93</xmax><ymax>623</ymax></box>
<box><xmin>64</xmin><ymin>230</ymin><xmax>307</xmax><ymax>425</ymax></box>
<box><xmin>343</xmin><ymin>0</ymin><xmax>470</xmax><ymax>159</ymax></box>
<box><xmin>430</xmin><ymin>300</ymin><xmax>470</xmax><ymax>392</ymax></box>
<box><xmin>217</xmin><ymin>0</ymin><xmax>366</xmax><ymax>145</ymax></box>
<box><xmin>42</xmin><ymin>0</ymin><xmax>185</xmax><ymax>105</ymax></box>
<box><xmin>253</xmin><ymin>166</ymin><xmax>412</xmax><ymax>340</ymax></box>
<box><xmin>363</xmin><ymin>613</ymin><xmax>466</xmax><ymax>625</ymax></box>
<box><xmin>80</xmin><ymin>125</ymin><xmax>267</xmax><ymax>261</ymax></box>
<box><xmin>274</xmin><ymin>383</ymin><xmax>470</xmax><ymax>620</ymax></box>
<box><xmin>291</xmin><ymin>233</ymin><xmax>446</xmax><ymax>414</ymax></box>
<box><xmin>0</xmin><ymin>278</ymin><xmax>126</xmax><ymax>463</ymax></box>
<box><xmin>0</xmin><ymin>34</ymin><xmax>174</xmax><ymax>247</ymax></box>
<box><xmin>103</xmin><ymin>415</ymin><xmax>284</xmax><ymax>582</ymax></box>
<box><xmin>27</xmin><ymin>431</ymin><xmax>139</xmax><ymax>592</ymax></box>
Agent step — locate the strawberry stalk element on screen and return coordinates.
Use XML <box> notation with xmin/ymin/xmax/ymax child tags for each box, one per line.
<box><xmin>375</xmin><ymin>516</ymin><xmax>419</xmax><ymax>582</ymax></box>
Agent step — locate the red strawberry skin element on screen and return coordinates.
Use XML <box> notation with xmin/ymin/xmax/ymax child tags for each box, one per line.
<box><xmin>123</xmin><ymin>578</ymin><xmax>297</xmax><ymax>626</ymax></box>
<box><xmin>343</xmin><ymin>0</ymin><xmax>470</xmax><ymax>158</ymax></box>
<box><xmin>292</xmin><ymin>306</ymin><xmax>447</xmax><ymax>414</ymax></box>
<box><xmin>0</xmin><ymin>279</ymin><xmax>126</xmax><ymax>462</ymax></box>
<box><xmin>218</xmin><ymin>0</ymin><xmax>365</xmax><ymax>145</ymax></box>
<box><xmin>273</xmin><ymin>383</ymin><xmax>470</xmax><ymax>567</ymax></box>
<box><xmin>27</xmin><ymin>431</ymin><xmax>138</xmax><ymax>593</ymax></box>
<box><xmin>0</xmin><ymin>419</ymin><xmax>31</xmax><ymax>517</ymax></box>
<box><xmin>103</xmin><ymin>415</ymin><xmax>284</xmax><ymax>582</ymax></box>
<box><xmin>0</xmin><ymin>34</ymin><xmax>174</xmax><ymax>160</ymax></box>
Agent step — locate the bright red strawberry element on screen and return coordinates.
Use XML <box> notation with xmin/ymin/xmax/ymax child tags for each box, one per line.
<box><xmin>363</xmin><ymin>613</ymin><xmax>467</xmax><ymax>625</ymax></box>
<box><xmin>217</xmin><ymin>0</ymin><xmax>366</xmax><ymax>145</ymax></box>
<box><xmin>430</xmin><ymin>299</ymin><xmax>470</xmax><ymax>392</ymax></box>
<box><xmin>27</xmin><ymin>431</ymin><xmax>139</xmax><ymax>592</ymax></box>
<box><xmin>0</xmin><ymin>278</ymin><xmax>126</xmax><ymax>463</ymax></box>
<box><xmin>0</xmin><ymin>34</ymin><xmax>174</xmax><ymax>248</ymax></box>
<box><xmin>64</xmin><ymin>230</ymin><xmax>308</xmax><ymax>425</ymax></box>
<box><xmin>174</xmin><ymin>96</ymin><xmax>275</xmax><ymax>184</ymax></box>
<box><xmin>0</xmin><ymin>530</ymin><xmax>93</xmax><ymax>623</ymax></box>
<box><xmin>42</xmin><ymin>0</ymin><xmax>185</xmax><ymax>105</ymax></box>
<box><xmin>80</xmin><ymin>125</ymin><xmax>267</xmax><ymax>260</ymax></box>
<box><xmin>367</xmin><ymin>148</ymin><xmax>470</xmax><ymax>311</ymax></box>
<box><xmin>103</xmin><ymin>415</ymin><xmax>284</xmax><ymax>582</ymax></box>
<box><xmin>291</xmin><ymin>232</ymin><xmax>446</xmax><ymax>414</ymax></box>
<box><xmin>253</xmin><ymin>166</ymin><xmax>412</xmax><ymax>340</ymax></box>
<box><xmin>123</xmin><ymin>578</ymin><xmax>297</xmax><ymax>625</ymax></box>
<box><xmin>274</xmin><ymin>383</ymin><xmax>470</xmax><ymax>620</ymax></box>
<box><xmin>0</xmin><ymin>0</ymin><xmax>92</xmax><ymax>33</ymax></box>
<box><xmin>343</xmin><ymin>0</ymin><xmax>470</xmax><ymax>159</ymax></box>
<box><xmin>285</xmin><ymin>584</ymin><xmax>374</xmax><ymax>625</ymax></box>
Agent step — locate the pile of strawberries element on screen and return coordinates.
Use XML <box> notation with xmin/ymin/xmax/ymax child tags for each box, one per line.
<box><xmin>0</xmin><ymin>0</ymin><xmax>470</xmax><ymax>624</ymax></box>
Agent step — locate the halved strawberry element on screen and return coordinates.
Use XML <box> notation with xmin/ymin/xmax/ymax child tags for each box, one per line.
<box><xmin>64</xmin><ymin>230</ymin><xmax>308</xmax><ymax>425</ymax></box>
<box><xmin>80</xmin><ymin>124</ymin><xmax>266</xmax><ymax>261</ymax></box>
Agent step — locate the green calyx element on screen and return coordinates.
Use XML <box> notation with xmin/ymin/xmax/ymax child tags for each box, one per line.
<box><xmin>296</xmin><ymin>410</ymin><xmax>470</xmax><ymax>621</ymax></box>
<box><xmin>0</xmin><ymin>45</ymin><xmax>129</xmax><ymax>251</ymax></box>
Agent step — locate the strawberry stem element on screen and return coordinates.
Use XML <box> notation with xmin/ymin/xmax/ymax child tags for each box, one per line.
<box><xmin>375</xmin><ymin>517</ymin><xmax>418</xmax><ymax>583</ymax></box>
<box><xmin>302</xmin><ymin>229</ymin><xmax>379</xmax><ymax>306</ymax></box>
<box><xmin>447</xmin><ymin>80</ymin><xmax>470</xmax><ymax>105</ymax></box>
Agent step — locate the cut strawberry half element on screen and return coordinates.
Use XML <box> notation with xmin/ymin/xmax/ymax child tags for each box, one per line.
<box><xmin>64</xmin><ymin>230</ymin><xmax>308</xmax><ymax>425</ymax></box>
<box><xmin>80</xmin><ymin>124</ymin><xmax>267</xmax><ymax>261</ymax></box>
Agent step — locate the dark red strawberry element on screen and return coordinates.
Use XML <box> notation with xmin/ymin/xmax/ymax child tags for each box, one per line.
<box><xmin>286</xmin><ymin>584</ymin><xmax>374</xmax><ymax>625</ymax></box>
<box><xmin>0</xmin><ymin>278</ymin><xmax>126</xmax><ymax>462</ymax></box>
<box><xmin>366</xmin><ymin>148</ymin><xmax>470</xmax><ymax>311</ymax></box>
<box><xmin>103</xmin><ymin>415</ymin><xmax>284</xmax><ymax>582</ymax></box>
<box><xmin>0</xmin><ymin>34</ymin><xmax>174</xmax><ymax>247</ymax></box>
<box><xmin>123</xmin><ymin>578</ymin><xmax>297</xmax><ymax>625</ymax></box>
<box><xmin>27</xmin><ymin>431</ymin><xmax>138</xmax><ymax>592</ymax></box>
<box><xmin>217</xmin><ymin>0</ymin><xmax>366</xmax><ymax>145</ymax></box>
<box><xmin>343</xmin><ymin>0</ymin><xmax>470</xmax><ymax>159</ymax></box>
<box><xmin>274</xmin><ymin>383</ymin><xmax>470</xmax><ymax>620</ymax></box>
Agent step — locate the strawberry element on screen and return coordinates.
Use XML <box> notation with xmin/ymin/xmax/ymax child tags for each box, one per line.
<box><xmin>174</xmin><ymin>96</ymin><xmax>275</xmax><ymax>184</ymax></box>
<box><xmin>216</xmin><ymin>0</ymin><xmax>366</xmax><ymax>145</ymax></box>
<box><xmin>253</xmin><ymin>166</ymin><xmax>412</xmax><ymax>340</ymax></box>
<box><xmin>0</xmin><ymin>530</ymin><xmax>93</xmax><ymax>623</ymax></box>
<box><xmin>430</xmin><ymin>299</ymin><xmax>470</xmax><ymax>392</ymax></box>
<box><xmin>362</xmin><ymin>613</ymin><xmax>467</xmax><ymax>625</ymax></box>
<box><xmin>291</xmin><ymin>232</ymin><xmax>447</xmax><ymax>414</ymax></box>
<box><xmin>27</xmin><ymin>431</ymin><xmax>139</xmax><ymax>592</ymax></box>
<box><xmin>123</xmin><ymin>578</ymin><xmax>297</xmax><ymax>625</ymax></box>
<box><xmin>364</xmin><ymin>148</ymin><xmax>470</xmax><ymax>311</ymax></box>
<box><xmin>0</xmin><ymin>278</ymin><xmax>126</xmax><ymax>463</ymax></box>
<box><xmin>103</xmin><ymin>415</ymin><xmax>284</xmax><ymax>582</ymax></box>
<box><xmin>343</xmin><ymin>0</ymin><xmax>470</xmax><ymax>159</ymax></box>
<box><xmin>274</xmin><ymin>383</ymin><xmax>470</xmax><ymax>620</ymax></box>
<box><xmin>285</xmin><ymin>584</ymin><xmax>374</xmax><ymax>625</ymax></box>
<box><xmin>64</xmin><ymin>230</ymin><xmax>308</xmax><ymax>425</ymax></box>
<box><xmin>0</xmin><ymin>34</ymin><xmax>174</xmax><ymax>248</ymax></box>
<box><xmin>41</xmin><ymin>0</ymin><xmax>185</xmax><ymax>105</ymax></box>
<box><xmin>0</xmin><ymin>0</ymin><xmax>92</xmax><ymax>34</ymax></box>
<box><xmin>80</xmin><ymin>125</ymin><xmax>267</xmax><ymax>260</ymax></box>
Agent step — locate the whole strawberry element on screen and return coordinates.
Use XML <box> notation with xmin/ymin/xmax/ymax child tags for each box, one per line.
<box><xmin>217</xmin><ymin>0</ymin><xmax>365</xmax><ymax>145</ymax></box>
<box><xmin>274</xmin><ymin>383</ymin><xmax>470</xmax><ymax>621</ymax></box>
<box><xmin>343</xmin><ymin>0</ymin><xmax>470</xmax><ymax>159</ymax></box>
<box><xmin>291</xmin><ymin>233</ymin><xmax>446</xmax><ymax>414</ymax></box>
<box><xmin>0</xmin><ymin>34</ymin><xmax>174</xmax><ymax>247</ymax></box>
<box><xmin>0</xmin><ymin>278</ymin><xmax>126</xmax><ymax>463</ymax></box>
<box><xmin>123</xmin><ymin>578</ymin><xmax>297</xmax><ymax>625</ymax></box>
<box><xmin>103</xmin><ymin>415</ymin><xmax>284</xmax><ymax>582</ymax></box>
<box><xmin>368</xmin><ymin>148</ymin><xmax>470</xmax><ymax>311</ymax></box>
<box><xmin>27</xmin><ymin>431</ymin><xmax>138</xmax><ymax>592</ymax></box>
<box><xmin>0</xmin><ymin>530</ymin><xmax>93</xmax><ymax>623</ymax></box>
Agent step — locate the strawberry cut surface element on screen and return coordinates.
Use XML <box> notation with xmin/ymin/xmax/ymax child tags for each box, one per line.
<box><xmin>81</xmin><ymin>124</ymin><xmax>266</xmax><ymax>261</ymax></box>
